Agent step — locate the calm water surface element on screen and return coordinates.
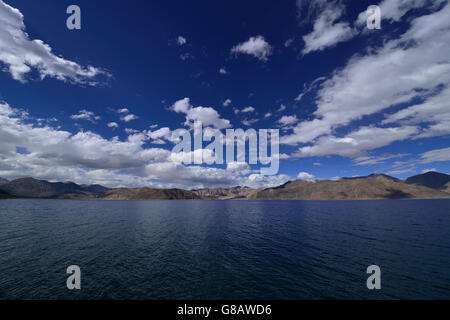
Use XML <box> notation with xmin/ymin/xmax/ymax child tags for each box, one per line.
<box><xmin>0</xmin><ymin>199</ymin><xmax>449</xmax><ymax>299</ymax></box>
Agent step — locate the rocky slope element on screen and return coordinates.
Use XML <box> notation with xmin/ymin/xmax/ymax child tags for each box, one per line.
<box><xmin>250</xmin><ymin>174</ymin><xmax>450</xmax><ymax>200</ymax></box>
<box><xmin>0</xmin><ymin>178</ymin><xmax>110</xmax><ymax>198</ymax></box>
<box><xmin>1</xmin><ymin>173</ymin><xmax>449</xmax><ymax>200</ymax></box>
<box><xmin>405</xmin><ymin>171</ymin><xmax>450</xmax><ymax>190</ymax></box>
<box><xmin>58</xmin><ymin>187</ymin><xmax>201</xmax><ymax>200</ymax></box>
<box><xmin>192</xmin><ymin>187</ymin><xmax>259</xmax><ymax>199</ymax></box>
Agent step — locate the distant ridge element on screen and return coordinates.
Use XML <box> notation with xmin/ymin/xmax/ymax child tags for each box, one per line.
<box><xmin>0</xmin><ymin>178</ymin><xmax>110</xmax><ymax>198</ymax></box>
<box><xmin>0</xmin><ymin>173</ymin><xmax>449</xmax><ymax>200</ymax></box>
<box><xmin>405</xmin><ymin>171</ymin><xmax>450</xmax><ymax>190</ymax></box>
<box><xmin>250</xmin><ymin>174</ymin><xmax>450</xmax><ymax>200</ymax></box>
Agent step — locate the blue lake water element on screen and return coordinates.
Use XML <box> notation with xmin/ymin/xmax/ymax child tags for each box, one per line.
<box><xmin>0</xmin><ymin>199</ymin><xmax>449</xmax><ymax>299</ymax></box>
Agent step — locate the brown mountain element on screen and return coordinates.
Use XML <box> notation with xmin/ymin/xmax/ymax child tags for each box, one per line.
<box><xmin>192</xmin><ymin>187</ymin><xmax>259</xmax><ymax>199</ymax></box>
<box><xmin>1</xmin><ymin>173</ymin><xmax>450</xmax><ymax>200</ymax></box>
<box><xmin>58</xmin><ymin>187</ymin><xmax>201</xmax><ymax>200</ymax></box>
<box><xmin>98</xmin><ymin>188</ymin><xmax>201</xmax><ymax>200</ymax></box>
<box><xmin>0</xmin><ymin>178</ymin><xmax>109</xmax><ymax>198</ymax></box>
<box><xmin>405</xmin><ymin>171</ymin><xmax>450</xmax><ymax>190</ymax></box>
<box><xmin>250</xmin><ymin>174</ymin><xmax>450</xmax><ymax>200</ymax></box>
<box><xmin>444</xmin><ymin>182</ymin><xmax>450</xmax><ymax>194</ymax></box>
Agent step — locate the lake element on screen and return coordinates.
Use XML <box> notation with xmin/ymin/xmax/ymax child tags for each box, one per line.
<box><xmin>0</xmin><ymin>199</ymin><xmax>449</xmax><ymax>299</ymax></box>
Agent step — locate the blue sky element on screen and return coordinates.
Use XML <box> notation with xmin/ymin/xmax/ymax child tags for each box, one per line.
<box><xmin>0</xmin><ymin>0</ymin><xmax>449</xmax><ymax>188</ymax></box>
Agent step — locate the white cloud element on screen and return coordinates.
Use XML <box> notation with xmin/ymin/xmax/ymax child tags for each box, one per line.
<box><xmin>107</xmin><ymin>122</ymin><xmax>118</xmax><ymax>128</ymax></box>
<box><xmin>277</xmin><ymin>104</ymin><xmax>286</xmax><ymax>112</ymax></box>
<box><xmin>301</xmin><ymin>2</ymin><xmax>356</xmax><ymax>54</ymax></box>
<box><xmin>277</xmin><ymin>115</ymin><xmax>299</xmax><ymax>127</ymax></box>
<box><xmin>147</xmin><ymin>127</ymin><xmax>174</xmax><ymax>144</ymax></box>
<box><xmin>231</xmin><ymin>36</ymin><xmax>273</xmax><ymax>62</ymax></box>
<box><xmin>297</xmin><ymin>172</ymin><xmax>316</xmax><ymax>181</ymax></box>
<box><xmin>186</xmin><ymin>107</ymin><xmax>231</xmax><ymax>129</ymax></box>
<box><xmin>245</xmin><ymin>174</ymin><xmax>292</xmax><ymax>189</ymax></box>
<box><xmin>171</xmin><ymin>97</ymin><xmax>191</xmax><ymax>113</ymax></box>
<box><xmin>293</xmin><ymin>126</ymin><xmax>418</xmax><ymax>158</ymax></box>
<box><xmin>219</xmin><ymin>67</ymin><xmax>228</xmax><ymax>74</ymax></box>
<box><xmin>282</xmin><ymin>2</ymin><xmax>450</xmax><ymax>153</ymax></box>
<box><xmin>223</xmin><ymin>99</ymin><xmax>232</xmax><ymax>107</ymax></box>
<box><xmin>1</xmin><ymin>101</ymin><xmax>292</xmax><ymax>189</ymax></box>
<box><xmin>241</xmin><ymin>106</ymin><xmax>255</xmax><ymax>113</ymax></box>
<box><xmin>356</xmin><ymin>0</ymin><xmax>443</xmax><ymax>27</ymax></box>
<box><xmin>294</xmin><ymin>76</ymin><xmax>326</xmax><ymax>102</ymax></box>
<box><xmin>170</xmin><ymin>98</ymin><xmax>231</xmax><ymax>129</ymax></box>
<box><xmin>226</xmin><ymin>161</ymin><xmax>251</xmax><ymax>173</ymax></box>
<box><xmin>120</xmin><ymin>113</ymin><xmax>139</xmax><ymax>122</ymax></box>
<box><xmin>0</xmin><ymin>0</ymin><xmax>109</xmax><ymax>84</ymax></box>
<box><xmin>386</xmin><ymin>167</ymin><xmax>416</xmax><ymax>176</ymax></box>
<box><xmin>241</xmin><ymin>118</ymin><xmax>259</xmax><ymax>126</ymax></box>
<box><xmin>177</xmin><ymin>36</ymin><xmax>187</xmax><ymax>46</ymax></box>
<box><xmin>382</xmin><ymin>86</ymin><xmax>450</xmax><ymax>139</ymax></box>
<box><xmin>170</xmin><ymin>149</ymin><xmax>216</xmax><ymax>164</ymax></box>
<box><xmin>421</xmin><ymin>168</ymin><xmax>436</xmax><ymax>174</ymax></box>
<box><xmin>116</xmin><ymin>108</ymin><xmax>129</xmax><ymax>114</ymax></box>
<box><xmin>179</xmin><ymin>53</ymin><xmax>192</xmax><ymax>61</ymax></box>
<box><xmin>124</xmin><ymin>128</ymin><xmax>139</xmax><ymax>134</ymax></box>
<box><xmin>419</xmin><ymin>147</ymin><xmax>450</xmax><ymax>164</ymax></box>
<box><xmin>70</xmin><ymin>110</ymin><xmax>101</xmax><ymax>123</ymax></box>
<box><xmin>284</xmin><ymin>38</ymin><xmax>294</xmax><ymax>47</ymax></box>
<box><xmin>354</xmin><ymin>153</ymin><xmax>409</xmax><ymax>166</ymax></box>
<box><xmin>264</xmin><ymin>112</ymin><xmax>272</xmax><ymax>118</ymax></box>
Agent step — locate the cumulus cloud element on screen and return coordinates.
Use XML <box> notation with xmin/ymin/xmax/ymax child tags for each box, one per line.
<box><xmin>226</xmin><ymin>161</ymin><xmax>251</xmax><ymax>173</ymax></box>
<box><xmin>115</xmin><ymin>107</ymin><xmax>139</xmax><ymax>122</ymax></box>
<box><xmin>170</xmin><ymin>98</ymin><xmax>231</xmax><ymax>129</ymax></box>
<box><xmin>0</xmin><ymin>102</ymin><xmax>169</xmax><ymax>182</ymax></box>
<box><xmin>170</xmin><ymin>149</ymin><xmax>216</xmax><ymax>164</ymax></box>
<box><xmin>171</xmin><ymin>97</ymin><xmax>191</xmax><ymax>113</ymax></box>
<box><xmin>219</xmin><ymin>67</ymin><xmax>228</xmax><ymax>74</ymax></box>
<box><xmin>0</xmin><ymin>101</ymin><xmax>289</xmax><ymax>189</ymax></box>
<box><xmin>297</xmin><ymin>172</ymin><xmax>316</xmax><ymax>181</ymax></box>
<box><xmin>231</xmin><ymin>36</ymin><xmax>273</xmax><ymax>62</ymax></box>
<box><xmin>0</xmin><ymin>0</ymin><xmax>109</xmax><ymax>85</ymax></box>
<box><xmin>107</xmin><ymin>122</ymin><xmax>118</xmax><ymax>128</ymax></box>
<box><xmin>70</xmin><ymin>110</ymin><xmax>101</xmax><ymax>123</ymax></box>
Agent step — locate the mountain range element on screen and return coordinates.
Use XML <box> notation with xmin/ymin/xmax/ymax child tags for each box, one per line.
<box><xmin>0</xmin><ymin>172</ymin><xmax>449</xmax><ymax>200</ymax></box>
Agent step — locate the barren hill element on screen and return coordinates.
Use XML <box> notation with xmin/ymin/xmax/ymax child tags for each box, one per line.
<box><xmin>250</xmin><ymin>174</ymin><xmax>450</xmax><ymax>200</ymax></box>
